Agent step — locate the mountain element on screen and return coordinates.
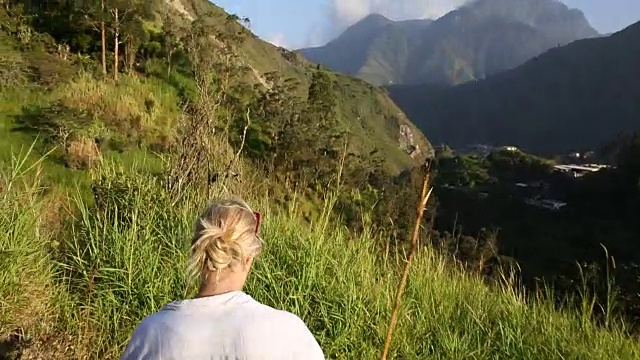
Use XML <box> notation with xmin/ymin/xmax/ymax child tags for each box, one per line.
<box><xmin>300</xmin><ymin>14</ymin><xmax>432</xmax><ymax>86</ymax></box>
<box><xmin>386</xmin><ymin>20</ymin><xmax>640</xmax><ymax>155</ymax></box>
<box><xmin>299</xmin><ymin>0</ymin><xmax>598</xmax><ymax>86</ymax></box>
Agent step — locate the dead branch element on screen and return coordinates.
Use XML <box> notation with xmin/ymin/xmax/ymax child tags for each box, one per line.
<box><xmin>217</xmin><ymin>107</ymin><xmax>251</xmax><ymax>195</ymax></box>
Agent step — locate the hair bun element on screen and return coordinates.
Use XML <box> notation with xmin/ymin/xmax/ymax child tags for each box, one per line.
<box><xmin>187</xmin><ymin>199</ymin><xmax>263</xmax><ymax>281</ymax></box>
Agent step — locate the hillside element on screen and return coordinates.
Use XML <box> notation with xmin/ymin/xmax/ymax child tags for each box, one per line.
<box><xmin>0</xmin><ymin>0</ymin><xmax>431</xmax><ymax>178</ymax></box>
<box><xmin>387</xmin><ymin>20</ymin><xmax>640</xmax><ymax>155</ymax></box>
<box><xmin>299</xmin><ymin>0</ymin><xmax>598</xmax><ymax>86</ymax></box>
<box><xmin>182</xmin><ymin>1</ymin><xmax>433</xmax><ymax>171</ymax></box>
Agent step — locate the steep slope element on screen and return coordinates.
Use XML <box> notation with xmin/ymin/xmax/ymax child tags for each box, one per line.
<box><xmin>403</xmin><ymin>0</ymin><xmax>599</xmax><ymax>85</ymax></box>
<box><xmin>300</xmin><ymin>14</ymin><xmax>395</xmax><ymax>76</ymax></box>
<box><xmin>387</xmin><ymin>20</ymin><xmax>640</xmax><ymax>155</ymax></box>
<box><xmin>300</xmin><ymin>14</ymin><xmax>432</xmax><ymax>85</ymax></box>
<box><xmin>300</xmin><ymin>0</ymin><xmax>598</xmax><ymax>86</ymax></box>
<box><xmin>175</xmin><ymin>2</ymin><xmax>433</xmax><ymax>172</ymax></box>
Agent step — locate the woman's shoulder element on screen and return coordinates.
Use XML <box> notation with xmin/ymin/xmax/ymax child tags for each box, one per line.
<box><xmin>242</xmin><ymin>297</ymin><xmax>309</xmax><ymax>329</ymax></box>
<box><xmin>240</xmin><ymin>301</ymin><xmax>325</xmax><ymax>359</ymax></box>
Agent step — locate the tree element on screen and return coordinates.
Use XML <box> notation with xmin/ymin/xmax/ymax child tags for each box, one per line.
<box><xmin>304</xmin><ymin>69</ymin><xmax>343</xmax><ymax>183</ymax></box>
<box><xmin>307</xmin><ymin>70</ymin><xmax>337</xmax><ymax>127</ymax></box>
<box><xmin>122</xmin><ymin>14</ymin><xmax>147</xmax><ymax>73</ymax></box>
<box><xmin>108</xmin><ymin>1</ymin><xmax>126</xmax><ymax>80</ymax></box>
<box><xmin>106</xmin><ymin>0</ymin><xmax>148</xmax><ymax>80</ymax></box>
<box><xmin>161</xmin><ymin>13</ymin><xmax>185</xmax><ymax>76</ymax></box>
<box><xmin>167</xmin><ymin>12</ymin><xmax>251</xmax><ymax>201</ymax></box>
<box><xmin>247</xmin><ymin>72</ymin><xmax>303</xmax><ymax>165</ymax></box>
<box><xmin>77</xmin><ymin>0</ymin><xmax>107</xmax><ymax>75</ymax></box>
<box><xmin>100</xmin><ymin>0</ymin><xmax>106</xmax><ymax>75</ymax></box>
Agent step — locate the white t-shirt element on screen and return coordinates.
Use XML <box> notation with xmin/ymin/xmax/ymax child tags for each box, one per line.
<box><xmin>120</xmin><ymin>291</ymin><xmax>325</xmax><ymax>360</ymax></box>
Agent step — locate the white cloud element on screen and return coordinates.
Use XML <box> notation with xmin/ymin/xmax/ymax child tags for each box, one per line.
<box><xmin>297</xmin><ymin>0</ymin><xmax>470</xmax><ymax>48</ymax></box>
<box><xmin>303</xmin><ymin>23</ymin><xmax>328</xmax><ymax>48</ymax></box>
<box><xmin>267</xmin><ymin>33</ymin><xmax>289</xmax><ymax>49</ymax></box>
<box><xmin>329</xmin><ymin>0</ymin><xmax>468</xmax><ymax>36</ymax></box>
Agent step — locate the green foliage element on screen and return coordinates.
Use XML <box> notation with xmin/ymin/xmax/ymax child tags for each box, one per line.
<box><xmin>2</xmin><ymin>154</ymin><xmax>640</xmax><ymax>358</ymax></box>
<box><xmin>436</xmin><ymin>155</ymin><xmax>492</xmax><ymax>188</ymax></box>
<box><xmin>431</xmin><ymin>146</ymin><xmax>640</xmax><ymax>326</ymax></box>
<box><xmin>486</xmin><ymin>149</ymin><xmax>554</xmax><ymax>182</ymax></box>
<box><xmin>604</xmin><ymin>132</ymin><xmax>640</xmax><ymax>183</ymax></box>
<box><xmin>0</xmin><ymin>147</ymin><xmax>68</xmax><ymax>340</ymax></box>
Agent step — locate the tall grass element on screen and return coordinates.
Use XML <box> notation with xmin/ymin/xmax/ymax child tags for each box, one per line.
<box><xmin>55</xmin><ymin>72</ymin><xmax>181</xmax><ymax>132</ymax></box>
<box><xmin>1</xmin><ymin>155</ymin><xmax>639</xmax><ymax>359</ymax></box>
<box><xmin>0</xmin><ymin>146</ymin><xmax>67</xmax><ymax>341</ymax></box>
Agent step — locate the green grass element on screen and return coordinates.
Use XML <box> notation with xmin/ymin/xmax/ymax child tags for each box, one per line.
<box><xmin>1</xmin><ymin>150</ymin><xmax>639</xmax><ymax>359</ymax></box>
<box><xmin>0</xmin><ymin>149</ymin><xmax>72</xmax><ymax>347</ymax></box>
<box><xmin>0</xmin><ymin>57</ymin><xmax>176</xmax><ymax>197</ymax></box>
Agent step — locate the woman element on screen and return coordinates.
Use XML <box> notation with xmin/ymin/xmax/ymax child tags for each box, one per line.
<box><xmin>121</xmin><ymin>198</ymin><xmax>325</xmax><ymax>359</ymax></box>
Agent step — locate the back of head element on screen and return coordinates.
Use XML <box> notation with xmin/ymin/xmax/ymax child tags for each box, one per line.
<box><xmin>189</xmin><ymin>198</ymin><xmax>262</xmax><ymax>281</ymax></box>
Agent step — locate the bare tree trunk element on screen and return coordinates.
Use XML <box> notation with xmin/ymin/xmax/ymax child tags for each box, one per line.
<box><xmin>124</xmin><ymin>41</ymin><xmax>130</xmax><ymax>73</ymax></box>
<box><xmin>113</xmin><ymin>8</ymin><xmax>119</xmax><ymax>81</ymax></box>
<box><xmin>101</xmin><ymin>0</ymin><xmax>107</xmax><ymax>75</ymax></box>
<box><xmin>167</xmin><ymin>48</ymin><xmax>173</xmax><ymax>77</ymax></box>
<box><xmin>125</xmin><ymin>36</ymin><xmax>138</xmax><ymax>74</ymax></box>
<box><xmin>101</xmin><ymin>0</ymin><xmax>107</xmax><ymax>76</ymax></box>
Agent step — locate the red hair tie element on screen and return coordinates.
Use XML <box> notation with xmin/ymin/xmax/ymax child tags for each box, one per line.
<box><xmin>253</xmin><ymin>211</ymin><xmax>261</xmax><ymax>235</ymax></box>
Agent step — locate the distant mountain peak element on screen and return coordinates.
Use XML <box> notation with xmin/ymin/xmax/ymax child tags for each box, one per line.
<box><xmin>334</xmin><ymin>13</ymin><xmax>394</xmax><ymax>40</ymax></box>
<box><xmin>387</xmin><ymin>19</ymin><xmax>640</xmax><ymax>155</ymax></box>
<box><xmin>301</xmin><ymin>0</ymin><xmax>598</xmax><ymax>86</ymax></box>
<box><xmin>360</xmin><ymin>13</ymin><xmax>393</xmax><ymax>24</ymax></box>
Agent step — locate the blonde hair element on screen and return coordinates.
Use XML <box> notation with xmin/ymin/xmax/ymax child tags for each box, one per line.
<box><xmin>188</xmin><ymin>197</ymin><xmax>262</xmax><ymax>281</ymax></box>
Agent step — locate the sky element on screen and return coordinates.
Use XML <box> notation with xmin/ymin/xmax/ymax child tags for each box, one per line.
<box><xmin>212</xmin><ymin>0</ymin><xmax>640</xmax><ymax>50</ymax></box>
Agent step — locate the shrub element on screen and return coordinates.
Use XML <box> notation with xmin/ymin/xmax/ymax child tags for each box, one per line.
<box><xmin>0</xmin><ymin>40</ymin><xmax>28</xmax><ymax>88</ymax></box>
<box><xmin>65</xmin><ymin>137</ymin><xmax>101</xmax><ymax>170</ymax></box>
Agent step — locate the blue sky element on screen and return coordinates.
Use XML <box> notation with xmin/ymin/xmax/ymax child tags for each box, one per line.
<box><xmin>213</xmin><ymin>0</ymin><xmax>640</xmax><ymax>50</ymax></box>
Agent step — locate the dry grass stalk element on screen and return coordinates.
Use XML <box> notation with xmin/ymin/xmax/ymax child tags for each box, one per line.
<box><xmin>217</xmin><ymin>108</ymin><xmax>251</xmax><ymax>195</ymax></box>
<box><xmin>380</xmin><ymin>163</ymin><xmax>433</xmax><ymax>360</ymax></box>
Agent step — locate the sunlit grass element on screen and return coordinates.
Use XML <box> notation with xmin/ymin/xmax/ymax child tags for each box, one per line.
<box><xmin>1</xmin><ymin>152</ymin><xmax>639</xmax><ymax>359</ymax></box>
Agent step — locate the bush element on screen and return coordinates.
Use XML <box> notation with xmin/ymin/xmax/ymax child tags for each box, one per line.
<box><xmin>65</xmin><ymin>137</ymin><xmax>101</xmax><ymax>170</ymax></box>
<box><xmin>0</xmin><ymin>40</ymin><xmax>29</xmax><ymax>88</ymax></box>
<box><xmin>27</xmin><ymin>49</ymin><xmax>76</xmax><ymax>89</ymax></box>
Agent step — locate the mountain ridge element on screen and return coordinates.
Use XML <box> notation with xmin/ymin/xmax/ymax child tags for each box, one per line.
<box><xmin>299</xmin><ymin>14</ymin><xmax>432</xmax><ymax>85</ymax></box>
<box><xmin>300</xmin><ymin>0</ymin><xmax>599</xmax><ymax>86</ymax></box>
<box><xmin>386</xmin><ymin>20</ymin><xmax>640</xmax><ymax>155</ymax></box>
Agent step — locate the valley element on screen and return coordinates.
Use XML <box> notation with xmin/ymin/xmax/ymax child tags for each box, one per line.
<box><xmin>386</xmin><ymin>20</ymin><xmax>640</xmax><ymax>155</ymax></box>
<box><xmin>431</xmin><ymin>144</ymin><xmax>640</xmax><ymax>326</ymax></box>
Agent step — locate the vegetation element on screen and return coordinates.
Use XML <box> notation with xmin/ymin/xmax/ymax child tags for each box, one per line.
<box><xmin>387</xmin><ymin>19</ymin><xmax>640</xmax><ymax>155</ymax></box>
<box><xmin>300</xmin><ymin>0</ymin><xmax>597</xmax><ymax>86</ymax></box>
<box><xmin>1</xmin><ymin>1</ymin><xmax>640</xmax><ymax>359</ymax></box>
<box><xmin>0</xmin><ymin>0</ymin><xmax>430</xmax><ymax>177</ymax></box>
<box><xmin>2</xmin><ymin>145</ymin><xmax>639</xmax><ymax>359</ymax></box>
<box><xmin>431</xmin><ymin>144</ymin><xmax>640</xmax><ymax>327</ymax></box>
